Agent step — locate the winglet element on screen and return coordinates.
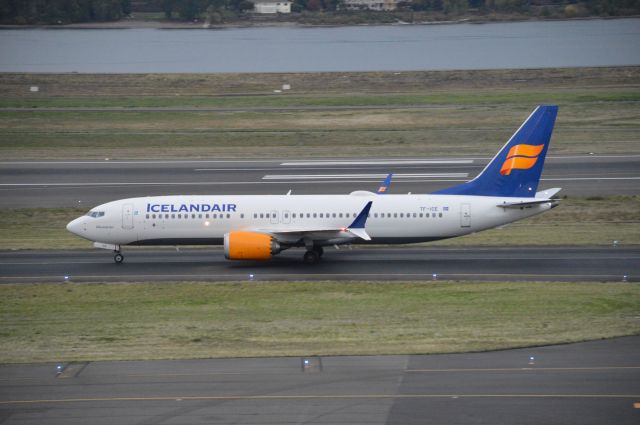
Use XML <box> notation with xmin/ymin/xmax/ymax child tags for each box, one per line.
<box><xmin>376</xmin><ymin>173</ymin><xmax>393</xmax><ymax>194</ymax></box>
<box><xmin>347</xmin><ymin>201</ymin><xmax>373</xmax><ymax>240</ymax></box>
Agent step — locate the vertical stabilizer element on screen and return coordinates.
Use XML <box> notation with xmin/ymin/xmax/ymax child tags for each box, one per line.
<box><xmin>434</xmin><ymin>105</ymin><xmax>558</xmax><ymax>198</ymax></box>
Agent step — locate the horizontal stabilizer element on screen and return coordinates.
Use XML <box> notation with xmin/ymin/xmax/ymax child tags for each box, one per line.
<box><xmin>498</xmin><ymin>198</ymin><xmax>559</xmax><ymax>209</ymax></box>
<box><xmin>535</xmin><ymin>187</ymin><xmax>562</xmax><ymax>198</ymax></box>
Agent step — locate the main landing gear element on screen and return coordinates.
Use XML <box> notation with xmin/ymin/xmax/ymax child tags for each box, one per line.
<box><xmin>114</xmin><ymin>251</ymin><xmax>124</xmax><ymax>264</ymax></box>
<box><xmin>303</xmin><ymin>246</ymin><xmax>323</xmax><ymax>265</ymax></box>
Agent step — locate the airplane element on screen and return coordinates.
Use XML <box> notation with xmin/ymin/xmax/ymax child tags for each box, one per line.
<box><xmin>67</xmin><ymin>105</ymin><xmax>560</xmax><ymax>265</ymax></box>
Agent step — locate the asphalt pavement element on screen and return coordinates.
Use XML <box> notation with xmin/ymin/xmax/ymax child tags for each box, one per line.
<box><xmin>0</xmin><ymin>336</ymin><xmax>638</xmax><ymax>425</ymax></box>
<box><xmin>1</xmin><ymin>246</ymin><xmax>636</xmax><ymax>283</ymax></box>
<box><xmin>1</xmin><ymin>154</ymin><xmax>638</xmax><ymax>208</ymax></box>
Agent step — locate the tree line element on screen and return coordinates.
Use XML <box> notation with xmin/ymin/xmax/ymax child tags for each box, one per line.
<box><xmin>161</xmin><ymin>0</ymin><xmax>640</xmax><ymax>17</ymax></box>
<box><xmin>0</xmin><ymin>0</ymin><xmax>132</xmax><ymax>24</ymax></box>
<box><xmin>1</xmin><ymin>0</ymin><xmax>639</xmax><ymax>24</ymax></box>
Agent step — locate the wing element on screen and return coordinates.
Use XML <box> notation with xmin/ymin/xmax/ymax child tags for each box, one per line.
<box><xmin>249</xmin><ymin>201</ymin><xmax>373</xmax><ymax>245</ymax></box>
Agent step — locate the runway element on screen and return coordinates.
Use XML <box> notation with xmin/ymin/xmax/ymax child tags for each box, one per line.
<box><xmin>0</xmin><ymin>336</ymin><xmax>638</xmax><ymax>425</ymax></box>
<box><xmin>1</xmin><ymin>154</ymin><xmax>638</xmax><ymax>208</ymax></box>
<box><xmin>1</xmin><ymin>246</ymin><xmax>636</xmax><ymax>283</ymax></box>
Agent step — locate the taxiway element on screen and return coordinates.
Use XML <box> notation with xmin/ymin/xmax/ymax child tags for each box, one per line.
<box><xmin>1</xmin><ymin>246</ymin><xmax>636</xmax><ymax>283</ymax></box>
<box><xmin>0</xmin><ymin>336</ymin><xmax>638</xmax><ymax>425</ymax></box>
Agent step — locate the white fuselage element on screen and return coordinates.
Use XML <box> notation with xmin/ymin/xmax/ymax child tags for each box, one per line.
<box><xmin>66</xmin><ymin>193</ymin><xmax>554</xmax><ymax>247</ymax></box>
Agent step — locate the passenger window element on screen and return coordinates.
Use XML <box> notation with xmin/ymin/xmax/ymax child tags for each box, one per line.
<box><xmin>146</xmin><ymin>214</ymin><xmax>149</xmax><ymax>219</ymax></box>
<box><xmin>254</xmin><ymin>213</ymin><xmax>257</xmax><ymax>218</ymax></box>
<box><xmin>439</xmin><ymin>212</ymin><xmax>443</xmax><ymax>218</ymax></box>
<box><xmin>260</xmin><ymin>213</ymin><xmax>264</xmax><ymax>219</ymax></box>
<box><xmin>332</xmin><ymin>213</ymin><xmax>336</xmax><ymax>218</ymax></box>
<box><xmin>319</xmin><ymin>213</ymin><xmax>323</xmax><ymax>218</ymax></box>
<box><xmin>292</xmin><ymin>213</ymin><xmax>296</xmax><ymax>218</ymax></box>
<box><xmin>374</xmin><ymin>213</ymin><xmax>378</xmax><ymax>218</ymax></box>
<box><xmin>152</xmin><ymin>214</ymin><xmax>156</xmax><ymax>219</ymax></box>
<box><xmin>171</xmin><ymin>214</ymin><xmax>175</xmax><ymax>219</ymax></box>
<box><xmin>240</xmin><ymin>214</ymin><xmax>244</xmax><ymax>219</ymax></box>
<box><xmin>165</xmin><ymin>214</ymin><xmax>169</xmax><ymax>219</ymax></box>
<box><xmin>432</xmin><ymin>213</ymin><xmax>436</xmax><ymax>218</ymax></box>
<box><xmin>192</xmin><ymin>214</ymin><xmax>196</xmax><ymax>219</ymax></box>
<box><xmin>413</xmin><ymin>213</ymin><xmax>417</xmax><ymax>218</ymax></box>
<box><xmin>178</xmin><ymin>214</ymin><xmax>182</xmax><ymax>219</ymax></box>
<box><xmin>420</xmin><ymin>213</ymin><xmax>423</xmax><ymax>218</ymax></box>
<box><xmin>226</xmin><ymin>214</ymin><xmax>230</xmax><ymax>218</ymax></box>
<box><xmin>394</xmin><ymin>213</ymin><xmax>398</xmax><ymax>218</ymax></box>
<box><xmin>339</xmin><ymin>213</ymin><xmax>343</xmax><ymax>218</ymax></box>
<box><xmin>313</xmin><ymin>213</ymin><xmax>317</xmax><ymax>218</ymax></box>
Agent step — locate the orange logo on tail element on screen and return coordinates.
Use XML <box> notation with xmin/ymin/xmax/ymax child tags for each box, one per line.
<box><xmin>500</xmin><ymin>144</ymin><xmax>544</xmax><ymax>176</ymax></box>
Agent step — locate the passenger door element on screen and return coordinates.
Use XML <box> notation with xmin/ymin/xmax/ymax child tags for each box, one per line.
<box><xmin>460</xmin><ymin>203</ymin><xmax>471</xmax><ymax>228</ymax></box>
<box><xmin>122</xmin><ymin>203</ymin><xmax>134</xmax><ymax>230</ymax></box>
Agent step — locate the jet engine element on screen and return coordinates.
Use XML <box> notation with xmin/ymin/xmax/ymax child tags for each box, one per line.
<box><xmin>224</xmin><ymin>231</ymin><xmax>282</xmax><ymax>260</ymax></box>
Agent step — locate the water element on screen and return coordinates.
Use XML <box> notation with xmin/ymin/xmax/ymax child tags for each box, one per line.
<box><xmin>1</xmin><ymin>18</ymin><xmax>639</xmax><ymax>73</ymax></box>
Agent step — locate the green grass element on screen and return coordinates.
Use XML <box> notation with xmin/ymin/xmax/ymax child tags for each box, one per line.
<box><xmin>1</xmin><ymin>100</ymin><xmax>639</xmax><ymax>159</ymax></box>
<box><xmin>0</xmin><ymin>197</ymin><xmax>637</xmax><ymax>250</ymax></box>
<box><xmin>2</xmin><ymin>90</ymin><xmax>639</xmax><ymax>109</ymax></box>
<box><xmin>0</xmin><ymin>281</ymin><xmax>638</xmax><ymax>363</ymax></box>
<box><xmin>0</xmin><ymin>68</ymin><xmax>638</xmax><ymax>159</ymax></box>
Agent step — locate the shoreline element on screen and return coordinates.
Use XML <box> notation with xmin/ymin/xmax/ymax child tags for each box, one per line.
<box><xmin>0</xmin><ymin>15</ymin><xmax>637</xmax><ymax>30</ymax></box>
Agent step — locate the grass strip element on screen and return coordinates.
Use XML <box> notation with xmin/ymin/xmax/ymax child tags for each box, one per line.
<box><xmin>0</xmin><ymin>197</ymin><xmax>637</xmax><ymax>251</ymax></box>
<box><xmin>2</xmin><ymin>90</ymin><xmax>639</xmax><ymax>109</ymax></box>
<box><xmin>0</xmin><ymin>68</ymin><xmax>638</xmax><ymax>160</ymax></box>
<box><xmin>0</xmin><ymin>281</ymin><xmax>638</xmax><ymax>363</ymax></box>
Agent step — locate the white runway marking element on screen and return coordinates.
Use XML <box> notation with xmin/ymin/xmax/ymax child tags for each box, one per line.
<box><xmin>262</xmin><ymin>173</ymin><xmax>469</xmax><ymax>180</ymax></box>
<box><xmin>541</xmin><ymin>177</ymin><xmax>640</xmax><ymax>181</ymax></box>
<box><xmin>280</xmin><ymin>160</ymin><xmax>474</xmax><ymax>166</ymax></box>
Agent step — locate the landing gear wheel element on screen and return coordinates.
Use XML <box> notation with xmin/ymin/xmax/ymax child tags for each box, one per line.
<box><xmin>114</xmin><ymin>253</ymin><xmax>124</xmax><ymax>264</ymax></box>
<box><xmin>313</xmin><ymin>246</ymin><xmax>324</xmax><ymax>258</ymax></box>
<box><xmin>303</xmin><ymin>250</ymin><xmax>320</xmax><ymax>265</ymax></box>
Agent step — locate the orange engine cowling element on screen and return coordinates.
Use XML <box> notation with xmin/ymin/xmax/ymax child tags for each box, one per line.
<box><xmin>224</xmin><ymin>231</ymin><xmax>281</xmax><ymax>260</ymax></box>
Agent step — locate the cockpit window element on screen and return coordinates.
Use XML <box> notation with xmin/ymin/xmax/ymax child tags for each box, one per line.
<box><xmin>85</xmin><ymin>211</ymin><xmax>105</xmax><ymax>218</ymax></box>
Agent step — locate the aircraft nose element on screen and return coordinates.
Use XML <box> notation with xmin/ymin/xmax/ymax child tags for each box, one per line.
<box><xmin>66</xmin><ymin>217</ymin><xmax>84</xmax><ymax>236</ymax></box>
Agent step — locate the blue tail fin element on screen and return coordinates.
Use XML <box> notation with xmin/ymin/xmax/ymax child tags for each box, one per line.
<box><xmin>434</xmin><ymin>105</ymin><xmax>558</xmax><ymax>198</ymax></box>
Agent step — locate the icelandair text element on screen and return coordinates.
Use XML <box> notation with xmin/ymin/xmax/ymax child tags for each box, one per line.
<box><xmin>147</xmin><ymin>203</ymin><xmax>237</xmax><ymax>213</ymax></box>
